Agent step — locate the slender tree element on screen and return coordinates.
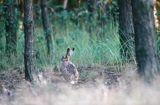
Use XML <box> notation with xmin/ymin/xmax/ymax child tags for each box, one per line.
<box><xmin>118</xmin><ymin>0</ymin><xmax>134</xmax><ymax>60</ymax></box>
<box><xmin>0</xmin><ymin>30</ymin><xmax>2</xmax><ymax>43</ymax></box>
<box><xmin>63</xmin><ymin>0</ymin><xmax>68</xmax><ymax>9</ymax></box>
<box><xmin>0</xmin><ymin>32</ymin><xmax>3</xmax><ymax>52</ymax></box>
<box><xmin>23</xmin><ymin>0</ymin><xmax>34</xmax><ymax>82</ymax></box>
<box><xmin>87</xmin><ymin>0</ymin><xmax>97</xmax><ymax>34</ymax></box>
<box><xmin>0</xmin><ymin>14</ymin><xmax>4</xmax><ymax>52</ymax></box>
<box><xmin>155</xmin><ymin>0</ymin><xmax>160</xmax><ymax>30</ymax></box>
<box><xmin>87</xmin><ymin>0</ymin><xmax>96</xmax><ymax>14</ymax></box>
<box><xmin>4</xmin><ymin>0</ymin><xmax>18</xmax><ymax>56</ymax></box>
<box><xmin>131</xmin><ymin>0</ymin><xmax>158</xmax><ymax>82</ymax></box>
<box><xmin>40</xmin><ymin>0</ymin><xmax>53</xmax><ymax>56</ymax></box>
<box><xmin>0</xmin><ymin>1</ymin><xmax>4</xmax><ymax>52</ymax></box>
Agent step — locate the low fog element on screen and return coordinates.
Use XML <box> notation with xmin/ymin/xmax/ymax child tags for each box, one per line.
<box><xmin>0</xmin><ymin>70</ymin><xmax>160</xmax><ymax>105</ymax></box>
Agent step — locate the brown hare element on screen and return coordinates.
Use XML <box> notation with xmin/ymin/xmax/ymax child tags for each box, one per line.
<box><xmin>60</xmin><ymin>48</ymin><xmax>79</xmax><ymax>84</ymax></box>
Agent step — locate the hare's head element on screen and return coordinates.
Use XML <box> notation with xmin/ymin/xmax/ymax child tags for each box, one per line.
<box><xmin>61</xmin><ymin>48</ymin><xmax>75</xmax><ymax>62</ymax></box>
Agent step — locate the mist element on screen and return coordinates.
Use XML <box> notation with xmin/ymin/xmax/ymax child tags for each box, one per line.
<box><xmin>0</xmin><ymin>70</ymin><xmax>160</xmax><ymax>105</ymax></box>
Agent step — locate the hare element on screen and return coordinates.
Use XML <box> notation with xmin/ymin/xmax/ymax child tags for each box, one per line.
<box><xmin>60</xmin><ymin>48</ymin><xmax>79</xmax><ymax>84</ymax></box>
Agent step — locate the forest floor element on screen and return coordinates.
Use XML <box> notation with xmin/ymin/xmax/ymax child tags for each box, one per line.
<box><xmin>2</xmin><ymin>63</ymin><xmax>159</xmax><ymax>105</ymax></box>
<box><xmin>0</xmin><ymin>63</ymin><xmax>136</xmax><ymax>95</ymax></box>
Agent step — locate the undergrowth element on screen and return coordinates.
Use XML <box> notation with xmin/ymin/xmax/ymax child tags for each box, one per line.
<box><xmin>0</xmin><ymin>9</ymin><xmax>136</xmax><ymax>70</ymax></box>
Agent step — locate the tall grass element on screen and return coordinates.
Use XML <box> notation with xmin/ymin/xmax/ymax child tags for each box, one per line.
<box><xmin>35</xmin><ymin>19</ymin><xmax>121</xmax><ymax>67</ymax></box>
<box><xmin>0</xmin><ymin>15</ymin><xmax>133</xmax><ymax>70</ymax></box>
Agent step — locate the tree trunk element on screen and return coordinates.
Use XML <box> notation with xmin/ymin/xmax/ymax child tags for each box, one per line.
<box><xmin>118</xmin><ymin>0</ymin><xmax>134</xmax><ymax>60</ymax></box>
<box><xmin>23</xmin><ymin>0</ymin><xmax>34</xmax><ymax>82</ymax></box>
<box><xmin>40</xmin><ymin>0</ymin><xmax>53</xmax><ymax>56</ymax></box>
<box><xmin>87</xmin><ymin>0</ymin><xmax>96</xmax><ymax>14</ymax></box>
<box><xmin>0</xmin><ymin>16</ymin><xmax>4</xmax><ymax>52</ymax></box>
<box><xmin>155</xmin><ymin>0</ymin><xmax>160</xmax><ymax>30</ymax></box>
<box><xmin>131</xmin><ymin>0</ymin><xmax>158</xmax><ymax>82</ymax></box>
<box><xmin>63</xmin><ymin>0</ymin><xmax>68</xmax><ymax>9</ymax></box>
<box><xmin>0</xmin><ymin>32</ymin><xmax>3</xmax><ymax>52</ymax></box>
<box><xmin>87</xmin><ymin>0</ymin><xmax>97</xmax><ymax>34</ymax></box>
<box><xmin>4</xmin><ymin>0</ymin><xmax>18</xmax><ymax>56</ymax></box>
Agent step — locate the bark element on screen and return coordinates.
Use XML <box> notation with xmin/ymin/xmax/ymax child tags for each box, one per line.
<box><xmin>87</xmin><ymin>0</ymin><xmax>97</xmax><ymax>34</ymax></box>
<box><xmin>40</xmin><ymin>0</ymin><xmax>53</xmax><ymax>56</ymax></box>
<box><xmin>155</xmin><ymin>0</ymin><xmax>160</xmax><ymax>30</ymax></box>
<box><xmin>0</xmin><ymin>32</ymin><xmax>3</xmax><ymax>52</ymax></box>
<box><xmin>63</xmin><ymin>0</ymin><xmax>68</xmax><ymax>9</ymax></box>
<box><xmin>118</xmin><ymin>0</ymin><xmax>134</xmax><ymax>60</ymax></box>
<box><xmin>23</xmin><ymin>0</ymin><xmax>34</xmax><ymax>82</ymax></box>
<box><xmin>131</xmin><ymin>0</ymin><xmax>158</xmax><ymax>82</ymax></box>
<box><xmin>87</xmin><ymin>0</ymin><xmax>96</xmax><ymax>14</ymax></box>
<box><xmin>4</xmin><ymin>0</ymin><xmax>18</xmax><ymax>56</ymax></box>
<box><xmin>0</xmin><ymin>16</ymin><xmax>3</xmax><ymax>51</ymax></box>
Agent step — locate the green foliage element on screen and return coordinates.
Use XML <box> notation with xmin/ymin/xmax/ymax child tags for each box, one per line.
<box><xmin>51</xmin><ymin>19</ymin><xmax>121</xmax><ymax>66</ymax></box>
<box><xmin>0</xmin><ymin>19</ymin><xmax>122</xmax><ymax>70</ymax></box>
<box><xmin>0</xmin><ymin>0</ymin><xmax>132</xmax><ymax>70</ymax></box>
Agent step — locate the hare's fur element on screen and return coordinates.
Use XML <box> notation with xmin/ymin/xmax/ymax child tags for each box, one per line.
<box><xmin>60</xmin><ymin>48</ymin><xmax>79</xmax><ymax>84</ymax></box>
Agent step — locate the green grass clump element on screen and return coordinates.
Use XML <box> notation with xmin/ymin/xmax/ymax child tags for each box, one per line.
<box><xmin>0</xmin><ymin>19</ymin><xmax>123</xmax><ymax>70</ymax></box>
<box><xmin>53</xmin><ymin>20</ymin><xmax>121</xmax><ymax>66</ymax></box>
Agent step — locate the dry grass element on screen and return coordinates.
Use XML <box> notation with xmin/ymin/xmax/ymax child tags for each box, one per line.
<box><xmin>0</xmin><ymin>64</ymin><xmax>160</xmax><ymax>105</ymax></box>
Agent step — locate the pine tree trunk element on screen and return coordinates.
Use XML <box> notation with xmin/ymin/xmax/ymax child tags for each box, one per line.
<box><xmin>131</xmin><ymin>0</ymin><xmax>158</xmax><ymax>82</ymax></box>
<box><xmin>0</xmin><ymin>33</ymin><xmax>3</xmax><ymax>52</ymax></box>
<box><xmin>4</xmin><ymin>0</ymin><xmax>18</xmax><ymax>56</ymax></box>
<box><xmin>23</xmin><ymin>0</ymin><xmax>34</xmax><ymax>82</ymax></box>
<box><xmin>0</xmin><ymin>18</ymin><xmax>3</xmax><ymax>52</ymax></box>
<box><xmin>87</xmin><ymin>0</ymin><xmax>96</xmax><ymax>14</ymax></box>
<box><xmin>40</xmin><ymin>0</ymin><xmax>53</xmax><ymax>56</ymax></box>
<box><xmin>118</xmin><ymin>0</ymin><xmax>134</xmax><ymax>60</ymax></box>
<box><xmin>87</xmin><ymin>0</ymin><xmax>97</xmax><ymax>35</ymax></box>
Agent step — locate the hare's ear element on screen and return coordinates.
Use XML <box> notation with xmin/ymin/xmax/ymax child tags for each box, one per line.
<box><xmin>66</xmin><ymin>48</ymin><xmax>70</xmax><ymax>55</ymax></box>
<box><xmin>65</xmin><ymin>48</ymin><xmax>70</xmax><ymax>58</ymax></box>
<box><xmin>70</xmin><ymin>48</ymin><xmax>75</xmax><ymax>56</ymax></box>
<box><xmin>67</xmin><ymin>48</ymin><xmax>70</xmax><ymax>52</ymax></box>
<box><xmin>72</xmin><ymin>48</ymin><xmax>75</xmax><ymax>51</ymax></box>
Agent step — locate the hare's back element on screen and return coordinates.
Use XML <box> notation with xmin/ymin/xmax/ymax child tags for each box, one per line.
<box><xmin>66</xmin><ymin>63</ymin><xmax>77</xmax><ymax>74</ymax></box>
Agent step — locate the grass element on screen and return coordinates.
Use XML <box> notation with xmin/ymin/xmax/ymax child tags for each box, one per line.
<box><xmin>0</xmin><ymin>18</ymin><xmax>134</xmax><ymax>70</ymax></box>
<box><xmin>53</xmin><ymin>20</ymin><xmax>121</xmax><ymax>66</ymax></box>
